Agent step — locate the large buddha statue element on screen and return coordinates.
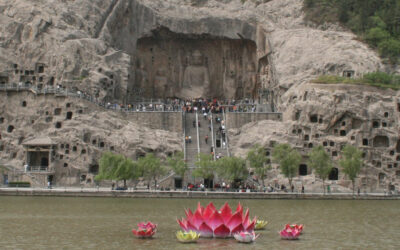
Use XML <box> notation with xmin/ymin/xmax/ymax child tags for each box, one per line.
<box><xmin>181</xmin><ymin>50</ymin><xmax>210</xmax><ymax>98</ymax></box>
<box><xmin>154</xmin><ymin>67</ymin><xmax>169</xmax><ymax>98</ymax></box>
<box><xmin>243</xmin><ymin>62</ymin><xmax>257</xmax><ymax>98</ymax></box>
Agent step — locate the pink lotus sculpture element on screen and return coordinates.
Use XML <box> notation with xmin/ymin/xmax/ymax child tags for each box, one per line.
<box><xmin>285</xmin><ymin>224</ymin><xmax>303</xmax><ymax>234</ymax></box>
<box><xmin>233</xmin><ymin>231</ymin><xmax>259</xmax><ymax>243</ymax></box>
<box><xmin>132</xmin><ymin>221</ymin><xmax>157</xmax><ymax>238</ymax></box>
<box><xmin>279</xmin><ymin>225</ymin><xmax>301</xmax><ymax>240</ymax></box>
<box><xmin>177</xmin><ymin>202</ymin><xmax>256</xmax><ymax>238</ymax></box>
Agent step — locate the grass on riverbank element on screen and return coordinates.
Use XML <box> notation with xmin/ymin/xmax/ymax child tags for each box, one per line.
<box><xmin>312</xmin><ymin>72</ymin><xmax>400</xmax><ymax>90</ymax></box>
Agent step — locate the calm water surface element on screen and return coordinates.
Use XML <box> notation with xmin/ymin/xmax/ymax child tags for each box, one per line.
<box><xmin>0</xmin><ymin>197</ymin><xmax>399</xmax><ymax>249</ymax></box>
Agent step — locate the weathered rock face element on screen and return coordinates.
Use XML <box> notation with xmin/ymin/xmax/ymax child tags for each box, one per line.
<box><xmin>0</xmin><ymin>0</ymin><xmax>384</xmax><ymax>103</ymax></box>
<box><xmin>0</xmin><ymin>91</ymin><xmax>181</xmax><ymax>186</ymax></box>
<box><xmin>0</xmin><ymin>0</ymin><xmax>396</xmax><ymax>190</ymax></box>
<box><xmin>230</xmin><ymin>83</ymin><xmax>400</xmax><ymax>192</ymax></box>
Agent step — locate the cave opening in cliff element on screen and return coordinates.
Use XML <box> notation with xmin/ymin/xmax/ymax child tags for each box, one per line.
<box><xmin>373</xmin><ymin>136</ymin><xmax>389</xmax><ymax>148</ymax></box>
<box><xmin>131</xmin><ymin>27</ymin><xmax>259</xmax><ymax>101</ymax></box>
<box><xmin>174</xmin><ymin>178</ymin><xmax>183</xmax><ymax>189</ymax></box>
<box><xmin>299</xmin><ymin>164</ymin><xmax>308</xmax><ymax>176</ymax></box>
<box><xmin>329</xmin><ymin>168</ymin><xmax>339</xmax><ymax>180</ymax></box>
<box><xmin>54</xmin><ymin>107</ymin><xmax>61</xmax><ymax>115</ymax></box>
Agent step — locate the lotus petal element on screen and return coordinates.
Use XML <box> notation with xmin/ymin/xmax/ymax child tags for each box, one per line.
<box><xmin>242</xmin><ymin>209</ymin><xmax>250</xmax><ymax>227</ymax></box>
<box><xmin>191</xmin><ymin>209</ymin><xmax>204</xmax><ymax>229</ymax></box>
<box><xmin>220</xmin><ymin>202</ymin><xmax>232</xmax><ymax>223</ymax></box>
<box><xmin>245</xmin><ymin>219</ymin><xmax>256</xmax><ymax>232</ymax></box>
<box><xmin>230</xmin><ymin>223</ymin><xmax>244</xmax><ymax>235</ymax></box>
<box><xmin>236</xmin><ymin>202</ymin><xmax>243</xmax><ymax>214</ymax></box>
<box><xmin>203</xmin><ymin>202</ymin><xmax>216</xmax><ymax>218</ymax></box>
<box><xmin>207</xmin><ymin>211</ymin><xmax>224</xmax><ymax>230</ymax></box>
<box><xmin>198</xmin><ymin>222</ymin><xmax>213</xmax><ymax>238</ymax></box>
<box><xmin>213</xmin><ymin>224</ymin><xmax>230</xmax><ymax>238</ymax></box>
<box><xmin>186</xmin><ymin>220</ymin><xmax>198</xmax><ymax>232</ymax></box>
<box><xmin>226</xmin><ymin>211</ymin><xmax>243</xmax><ymax>232</ymax></box>
<box><xmin>177</xmin><ymin>218</ymin><xmax>188</xmax><ymax>231</ymax></box>
<box><xmin>196</xmin><ymin>202</ymin><xmax>204</xmax><ymax>215</ymax></box>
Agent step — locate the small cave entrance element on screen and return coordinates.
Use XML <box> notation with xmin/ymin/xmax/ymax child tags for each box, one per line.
<box><xmin>373</xmin><ymin>136</ymin><xmax>389</xmax><ymax>148</ymax></box>
<box><xmin>396</xmin><ymin>140</ymin><xmax>400</xmax><ymax>153</ymax></box>
<box><xmin>66</xmin><ymin>111</ymin><xmax>73</xmax><ymax>120</ymax></box>
<box><xmin>21</xmin><ymin>101</ymin><xmax>27</xmax><ymax>107</ymax></box>
<box><xmin>7</xmin><ymin>125</ymin><xmax>14</xmax><ymax>133</ymax></box>
<box><xmin>40</xmin><ymin>157</ymin><xmax>49</xmax><ymax>167</ymax></box>
<box><xmin>378</xmin><ymin>173</ymin><xmax>386</xmax><ymax>185</ymax></box>
<box><xmin>340</xmin><ymin>130</ymin><xmax>346</xmax><ymax>136</ymax></box>
<box><xmin>204</xmin><ymin>178</ymin><xmax>214</xmax><ymax>189</ymax></box>
<box><xmin>299</xmin><ymin>164</ymin><xmax>308</xmax><ymax>176</ymax></box>
<box><xmin>310</xmin><ymin>114</ymin><xmax>318</xmax><ymax>123</ymax></box>
<box><xmin>89</xmin><ymin>164</ymin><xmax>99</xmax><ymax>174</ymax></box>
<box><xmin>54</xmin><ymin>108</ymin><xmax>62</xmax><ymax>115</ymax></box>
<box><xmin>329</xmin><ymin>168</ymin><xmax>339</xmax><ymax>181</ymax></box>
<box><xmin>55</xmin><ymin>122</ymin><xmax>62</xmax><ymax>129</ymax></box>
<box><xmin>363</xmin><ymin>138</ymin><xmax>369</xmax><ymax>146</ymax></box>
<box><xmin>174</xmin><ymin>178</ymin><xmax>183</xmax><ymax>189</ymax></box>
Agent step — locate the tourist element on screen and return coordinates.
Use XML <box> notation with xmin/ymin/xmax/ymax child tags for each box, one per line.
<box><xmin>302</xmin><ymin>185</ymin><xmax>305</xmax><ymax>193</ymax></box>
<box><xmin>193</xmin><ymin>120</ymin><xmax>196</xmax><ymax>128</ymax></box>
<box><xmin>188</xmin><ymin>136</ymin><xmax>192</xmax><ymax>143</ymax></box>
<box><xmin>47</xmin><ymin>181</ymin><xmax>51</xmax><ymax>189</ymax></box>
<box><xmin>205</xmin><ymin>135</ymin><xmax>208</xmax><ymax>144</ymax></box>
<box><xmin>291</xmin><ymin>185</ymin><xmax>294</xmax><ymax>193</ymax></box>
<box><xmin>203</xmin><ymin>112</ymin><xmax>207</xmax><ymax>120</ymax></box>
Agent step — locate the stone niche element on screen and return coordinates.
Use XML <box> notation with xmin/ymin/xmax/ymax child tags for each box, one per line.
<box><xmin>131</xmin><ymin>28</ymin><xmax>258</xmax><ymax>100</ymax></box>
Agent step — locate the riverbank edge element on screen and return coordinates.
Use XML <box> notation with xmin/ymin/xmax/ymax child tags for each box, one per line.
<box><xmin>1</xmin><ymin>189</ymin><xmax>399</xmax><ymax>200</ymax></box>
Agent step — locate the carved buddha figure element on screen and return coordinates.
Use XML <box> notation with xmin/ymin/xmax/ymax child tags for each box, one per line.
<box><xmin>181</xmin><ymin>50</ymin><xmax>210</xmax><ymax>98</ymax></box>
<box><xmin>223</xmin><ymin>62</ymin><xmax>237</xmax><ymax>99</ymax></box>
<box><xmin>154</xmin><ymin>67</ymin><xmax>169</xmax><ymax>98</ymax></box>
<box><xmin>244</xmin><ymin>62</ymin><xmax>257</xmax><ymax>98</ymax></box>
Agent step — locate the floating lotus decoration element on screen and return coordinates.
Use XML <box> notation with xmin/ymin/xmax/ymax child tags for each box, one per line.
<box><xmin>279</xmin><ymin>224</ymin><xmax>301</xmax><ymax>240</ymax></box>
<box><xmin>285</xmin><ymin>224</ymin><xmax>303</xmax><ymax>234</ymax></box>
<box><xmin>132</xmin><ymin>221</ymin><xmax>157</xmax><ymax>238</ymax></box>
<box><xmin>233</xmin><ymin>231</ymin><xmax>259</xmax><ymax>243</ymax></box>
<box><xmin>137</xmin><ymin>222</ymin><xmax>157</xmax><ymax>232</ymax></box>
<box><xmin>177</xmin><ymin>202</ymin><xmax>256</xmax><ymax>238</ymax></box>
<box><xmin>176</xmin><ymin>230</ymin><xmax>201</xmax><ymax>243</ymax></box>
<box><xmin>255</xmin><ymin>220</ymin><xmax>268</xmax><ymax>230</ymax></box>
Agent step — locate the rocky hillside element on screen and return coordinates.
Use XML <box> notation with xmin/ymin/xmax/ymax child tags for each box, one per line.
<box><xmin>0</xmin><ymin>0</ymin><xmax>396</xmax><ymax>190</ymax></box>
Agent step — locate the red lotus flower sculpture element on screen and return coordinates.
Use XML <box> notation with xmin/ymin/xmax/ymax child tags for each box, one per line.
<box><xmin>177</xmin><ymin>202</ymin><xmax>256</xmax><ymax>238</ymax></box>
<box><xmin>285</xmin><ymin>224</ymin><xmax>303</xmax><ymax>234</ymax></box>
<box><xmin>280</xmin><ymin>225</ymin><xmax>301</xmax><ymax>240</ymax></box>
<box><xmin>132</xmin><ymin>221</ymin><xmax>157</xmax><ymax>238</ymax></box>
<box><xmin>137</xmin><ymin>222</ymin><xmax>157</xmax><ymax>232</ymax></box>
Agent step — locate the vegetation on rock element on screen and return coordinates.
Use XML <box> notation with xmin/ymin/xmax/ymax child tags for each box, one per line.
<box><xmin>246</xmin><ymin>144</ymin><xmax>271</xmax><ymax>188</ymax></box>
<box><xmin>272</xmin><ymin>144</ymin><xmax>302</xmax><ymax>188</ymax></box>
<box><xmin>304</xmin><ymin>0</ymin><xmax>400</xmax><ymax>63</ymax></box>
<box><xmin>312</xmin><ymin>72</ymin><xmax>400</xmax><ymax>89</ymax></box>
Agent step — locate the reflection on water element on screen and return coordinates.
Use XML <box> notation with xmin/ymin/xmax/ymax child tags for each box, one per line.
<box><xmin>0</xmin><ymin>197</ymin><xmax>399</xmax><ymax>249</ymax></box>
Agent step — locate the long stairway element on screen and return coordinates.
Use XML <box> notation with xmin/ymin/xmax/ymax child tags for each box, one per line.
<box><xmin>184</xmin><ymin>113</ymin><xmax>200</xmax><ymax>168</ymax></box>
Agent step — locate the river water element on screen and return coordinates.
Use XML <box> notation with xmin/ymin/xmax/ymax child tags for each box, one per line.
<box><xmin>0</xmin><ymin>197</ymin><xmax>399</xmax><ymax>249</ymax></box>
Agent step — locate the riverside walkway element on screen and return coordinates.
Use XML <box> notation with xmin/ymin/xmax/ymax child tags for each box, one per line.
<box><xmin>0</xmin><ymin>187</ymin><xmax>398</xmax><ymax>200</ymax></box>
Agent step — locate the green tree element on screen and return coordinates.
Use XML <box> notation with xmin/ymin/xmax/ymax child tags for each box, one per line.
<box><xmin>365</xmin><ymin>27</ymin><xmax>390</xmax><ymax>47</ymax></box>
<box><xmin>216</xmin><ymin>156</ymin><xmax>248</xmax><ymax>187</ymax></box>
<box><xmin>138</xmin><ymin>153</ymin><xmax>166</xmax><ymax>189</ymax></box>
<box><xmin>272</xmin><ymin>144</ymin><xmax>302</xmax><ymax>189</ymax></box>
<box><xmin>167</xmin><ymin>151</ymin><xmax>188</xmax><ymax>179</ymax></box>
<box><xmin>95</xmin><ymin>152</ymin><xmax>142</xmax><ymax>188</ymax></box>
<box><xmin>114</xmin><ymin>157</ymin><xmax>141</xmax><ymax>188</ymax></box>
<box><xmin>95</xmin><ymin>152</ymin><xmax>123</xmax><ymax>181</ymax></box>
<box><xmin>246</xmin><ymin>144</ymin><xmax>270</xmax><ymax>188</ymax></box>
<box><xmin>193</xmin><ymin>153</ymin><xmax>215</xmax><ymax>180</ymax></box>
<box><xmin>308</xmin><ymin>146</ymin><xmax>333</xmax><ymax>194</ymax></box>
<box><xmin>339</xmin><ymin>145</ymin><xmax>363</xmax><ymax>195</ymax></box>
<box><xmin>378</xmin><ymin>39</ymin><xmax>400</xmax><ymax>64</ymax></box>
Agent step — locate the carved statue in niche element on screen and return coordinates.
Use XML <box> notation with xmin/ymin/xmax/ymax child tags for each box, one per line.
<box><xmin>154</xmin><ymin>67</ymin><xmax>169</xmax><ymax>98</ymax></box>
<box><xmin>181</xmin><ymin>50</ymin><xmax>210</xmax><ymax>98</ymax></box>
<box><xmin>244</xmin><ymin>62</ymin><xmax>257</xmax><ymax>98</ymax></box>
<box><xmin>133</xmin><ymin>61</ymin><xmax>148</xmax><ymax>97</ymax></box>
<box><xmin>223</xmin><ymin>62</ymin><xmax>237</xmax><ymax>99</ymax></box>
